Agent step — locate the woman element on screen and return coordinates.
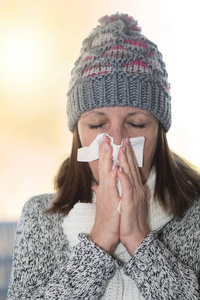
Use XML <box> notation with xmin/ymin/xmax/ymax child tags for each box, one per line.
<box><xmin>8</xmin><ymin>13</ymin><xmax>200</xmax><ymax>299</ymax></box>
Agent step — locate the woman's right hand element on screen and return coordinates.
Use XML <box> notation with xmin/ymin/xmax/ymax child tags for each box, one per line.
<box><xmin>89</xmin><ymin>135</ymin><xmax>120</xmax><ymax>254</ymax></box>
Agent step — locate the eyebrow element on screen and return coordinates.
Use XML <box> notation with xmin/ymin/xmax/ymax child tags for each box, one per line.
<box><xmin>81</xmin><ymin>111</ymin><xmax>106</xmax><ymax>119</ymax></box>
<box><xmin>81</xmin><ymin>110</ymin><xmax>153</xmax><ymax>119</ymax></box>
<box><xmin>126</xmin><ymin>112</ymin><xmax>153</xmax><ymax>119</ymax></box>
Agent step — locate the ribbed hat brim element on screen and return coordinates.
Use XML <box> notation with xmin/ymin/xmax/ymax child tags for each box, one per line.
<box><xmin>67</xmin><ymin>72</ymin><xmax>171</xmax><ymax>132</ymax></box>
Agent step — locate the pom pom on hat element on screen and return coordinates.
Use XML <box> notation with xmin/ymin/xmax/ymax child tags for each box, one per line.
<box><xmin>67</xmin><ymin>13</ymin><xmax>171</xmax><ymax>132</ymax></box>
<box><xmin>98</xmin><ymin>13</ymin><xmax>141</xmax><ymax>32</ymax></box>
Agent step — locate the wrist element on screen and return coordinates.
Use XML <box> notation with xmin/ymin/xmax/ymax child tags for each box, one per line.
<box><xmin>121</xmin><ymin>231</ymin><xmax>150</xmax><ymax>255</ymax></box>
<box><xmin>88</xmin><ymin>232</ymin><xmax>118</xmax><ymax>254</ymax></box>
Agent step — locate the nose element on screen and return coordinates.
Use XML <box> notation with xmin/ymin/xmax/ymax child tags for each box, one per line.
<box><xmin>107</xmin><ymin>127</ymin><xmax>125</xmax><ymax>145</ymax></box>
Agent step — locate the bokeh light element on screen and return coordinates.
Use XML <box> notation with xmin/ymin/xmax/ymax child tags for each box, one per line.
<box><xmin>0</xmin><ymin>0</ymin><xmax>200</xmax><ymax>221</ymax></box>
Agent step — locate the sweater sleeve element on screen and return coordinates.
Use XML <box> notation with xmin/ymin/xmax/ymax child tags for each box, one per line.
<box><xmin>123</xmin><ymin>231</ymin><xmax>199</xmax><ymax>300</ymax></box>
<box><xmin>33</xmin><ymin>234</ymin><xmax>118</xmax><ymax>299</ymax></box>
<box><xmin>7</xmin><ymin>197</ymin><xmax>118</xmax><ymax>300</ymax></box>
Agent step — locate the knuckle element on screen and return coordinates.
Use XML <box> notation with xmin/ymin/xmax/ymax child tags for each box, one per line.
<box><xmin>108</xmin><ymin>170</ymin><xmax>116</xmax><ymax>180</ymax></box>
<box><xmin>125</xmin><ymin>183</ymin><xmax>133</xmax><ymax>194</ymax></box>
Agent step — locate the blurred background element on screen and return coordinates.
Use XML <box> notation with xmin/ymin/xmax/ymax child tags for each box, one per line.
<box><xmin>1</xmin><ymin>0</ymin><xmax>200</xmax><ymax>222</ymax></box>
<box><xmin>0</xmin><ymin>0</ymin><xmax>200</xmax><ymax>298</ymax></box>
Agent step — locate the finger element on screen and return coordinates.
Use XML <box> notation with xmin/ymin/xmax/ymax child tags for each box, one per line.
<box><xmin>96</xmin><ymin>165</ymin><xmax>120</xmax><ymax>207</ymax></box>
<box><xmin>117</xmin><ymin>167</ymin><xmax>134</xmax><ymax>205</ymax></box>
<box><xmin>118</xmin><ymin>142</ymin><xmax>135</xmax><ymax>185</ymax></box>
<box><xmin>98</xmin><ymin>135</ymin><xmax>113</xmax><ymax>178</ymax></box>
<box><xmin>107</xmin><ymin>165</ymin><xmax>120</xmax><ymax>200</ymax></box>
<box><xmin>123</xmin><ymin>138</ymin><xmax>143</xmax><ymax>186</ymax></box>
<box><xmin>117</xmin><ymin>167</ymin><xmax>147</xmax><ymax>217</ymax></box>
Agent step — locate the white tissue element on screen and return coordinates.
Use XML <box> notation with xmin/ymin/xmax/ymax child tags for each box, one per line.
<box><xmin>77</xmin><ymin>133</ymin><xmax>145</xmax><ymax>213</ymax></box>
<box><xmin>78</xmin><ymin>133</ymin><xmax>145</xmax><ymax>167</ymax></box>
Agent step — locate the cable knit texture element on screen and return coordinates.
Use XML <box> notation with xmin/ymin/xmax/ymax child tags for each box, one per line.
<box><xmin>7</xmin><ymin>170</ymin><xmax>200</xmax><ymax>299</ymax></box>
<box><xmin>67</xmin><ymin>13</ymin><xmax>171</xmax><ymax>132</ymax></box>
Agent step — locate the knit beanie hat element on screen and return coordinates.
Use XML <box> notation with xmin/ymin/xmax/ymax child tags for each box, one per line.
<box><xmin>67</xmin><ymin>13</ymin><xmax>171</xmax><ymax>132</ymax></box>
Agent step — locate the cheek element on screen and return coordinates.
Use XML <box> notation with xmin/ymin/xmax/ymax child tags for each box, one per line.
<box><xmin>78</xmin><ymin>125</ymin><xmax>98</xmax><ymax>148</ymax></box>
<box><xmin>143</xmin><ymin>133</ymin><xmax>158</xmax><ymax>166</ymax></box>
<box><xmin>79</xmin><ymin>133</ymin><xmax>92</xmax><ymax>148</ymax></box>
<box><xmin>144</xmin><ymin>126</ymin><xmax>158</xmax><ymax>168</ymax></box>
<box><xmin>144</xmin><ymin>141</ymin><xmax>156</xmax><ymax>163</ymax></box>
<box><xmin>78</xmin><ymin>122</ymin><xmax>92</xmax><ymax>147</ymax></box>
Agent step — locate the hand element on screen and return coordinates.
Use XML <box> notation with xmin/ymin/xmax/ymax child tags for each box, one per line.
<box><xmin>89</xmin><ymin>135</ymin><xmax>120</xmax><ymax>254</ymax></box>
<box><xmin>117</xmin><ymin>138</ymin><xmax>150</xmax><ymax>255</ymax></box>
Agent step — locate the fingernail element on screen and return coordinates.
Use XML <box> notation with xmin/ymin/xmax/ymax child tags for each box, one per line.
<box><xmin>105</xmin><ymin>143</ymin><xmax>109</xmax><ymax>151</ymax></box>
<box><xmin>103</xmin><ymin>134</ymin><xmax>106</xmax><ymax>141</ymax></box>
<box><xmin>112</xmin><ymin>162</ymin><xmax>116</xmax><ymax>170</ymax></box>
<box><xmin>123</xmin><ymin>146</ymin><xmax>126</xmax><ymax>153</ymax></box>
<box><xmin>126</xmin><ymin>137</ymin><xmax>130</xmax><ymax>145</ymax></box>
<box><xmin>119</xmin><ymin>167</ymin><xmax>123</xmax><ymax>173</ymax></box>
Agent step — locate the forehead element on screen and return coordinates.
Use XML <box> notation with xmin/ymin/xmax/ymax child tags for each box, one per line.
<box><xmin>80</xmin><ymin>106</ymin><xmax>154</xmax><ymax>119</ymax></box>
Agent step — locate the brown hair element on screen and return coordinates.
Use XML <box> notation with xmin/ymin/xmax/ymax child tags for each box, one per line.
<box><xmin>154</xmin><ymin>125</ymin><xmax>200</xmax><ymax>217</ymax></box>
<box><xmin>47</xmin><ymin>124</ymin><xmax>200</xmax><ymax>218</ymax></box>
<box><xmin>46</xmin><ymin>126</ymin><xmax>93</xmax><ymax>215</ymax></box>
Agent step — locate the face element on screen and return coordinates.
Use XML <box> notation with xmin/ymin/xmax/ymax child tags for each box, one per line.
<box><xmin>78</xmin><ymin>106</ymin><xmax>159</xmax><ymax>183</ymax></box>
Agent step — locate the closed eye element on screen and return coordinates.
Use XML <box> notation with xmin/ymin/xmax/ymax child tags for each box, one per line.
<box><xmin>129</xmin><ymin>123</ymin><xmax>146</xmax><ymax>129</ymax></box>
<box><xmin>88</xmin><ymin>123</ymin><xmax>106</xmax><ymax>130</ymax></box>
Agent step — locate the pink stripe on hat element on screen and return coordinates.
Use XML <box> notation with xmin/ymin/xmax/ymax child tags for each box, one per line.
<box><xmin>124</xmin><ymin>39</ymin><xmax>147</xmax><ymax>50</ymax></box>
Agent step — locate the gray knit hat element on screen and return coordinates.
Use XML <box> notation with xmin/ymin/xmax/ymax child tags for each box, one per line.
<box><xmin>67</xmin><ymin>13</ymin><xmax>171</xmax><ymax>132</ymax></box>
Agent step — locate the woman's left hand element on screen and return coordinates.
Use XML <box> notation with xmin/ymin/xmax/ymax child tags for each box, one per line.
<box><xmin>117</xmin><ymin>138</ymin><xmax>150</xmax><ymax>255</ymax></box>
